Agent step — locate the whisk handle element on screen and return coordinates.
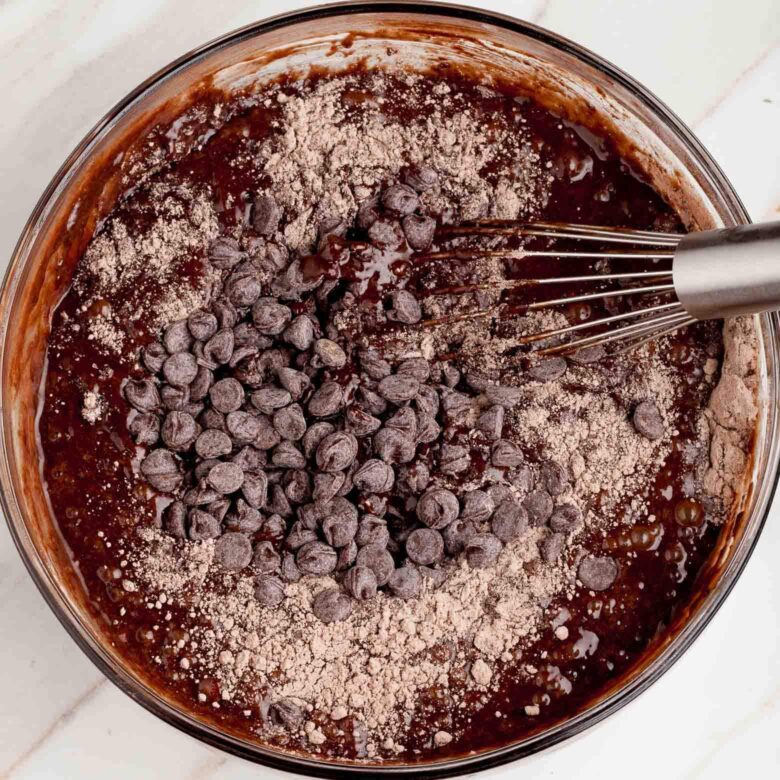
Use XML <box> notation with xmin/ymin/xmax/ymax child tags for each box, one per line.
<box><xmin>674</xmin><ymin>221</ymin><xmax>780</xmax><ymax>320</ymax></box>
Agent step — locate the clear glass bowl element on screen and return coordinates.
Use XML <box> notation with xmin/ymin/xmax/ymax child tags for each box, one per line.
<box><xmin>1</xmin><ymin>2</ymin><xmax>777</xmax><ymax>776</ymax></box>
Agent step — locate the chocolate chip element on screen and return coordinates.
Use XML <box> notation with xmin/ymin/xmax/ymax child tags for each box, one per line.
<box><xmin>183</xmin><ymin>481</ymin><xmax>219</xmax><ymax>506</ymax></box>
<box><xmin>124</xmin><ymin>379</ymin><xmax>161</xmax><ymax>412</ymax></box>
<box><xmin>160</xmin><ymin>411</ymin><xmax>198</xmax><ymax>451</ymax></box>
<box><xmin>633</xmin><ymin>400</ymin><xmax>664</xmax><ymax>440</ymax></box>
<box><xmin>439</xmin><ymin>444</ymin><xmax>470</xmax><ymax>475</ymax></box>
<box><xmin>355</xmin><ymin>515</ymin><xmax>389</xmax><ymax>548</ymax></box>
<box><xmin>200</xmin><ymin>409</ymin><xmax>226</xmax><ymax>434</ymax></box>
<box><xmin>443</xmin><ymin>518</ymin><xmax>477</xmax><ymax>555</ymax></box>
<box><xmin>382</xmin><ymin>183</ymin><xmax>419</xmax><ymax>215</ymax></box>
<box><xmin>268</xmin><ymin>698</ymin><xmax>303</xmax><ymax>729</ymax></box>
<box><xmin>345</xmin><ymin>406</ymin><xmax>382</xmax><ymax>437</ymax></box>
<box><xmin>297</xmin><ymin>541</ymin><xmax>337</xmax><ymax>575</ymax></box>
<box><xmin>285</xmin><ymin>469</ymin><xmax>311</xmax><ymax>504</ymax></box>
<box><xmin>254</xmin><ymin>575</ymin><xmax>286</xmax><ymax>607</ymax></box>
<box><xmin>231</xmin><ymin>444</ymin><xmax>266</xmax><ymax>472</ymax></box>
<box><xmin>251</xmin><ymin>387</ymin><xmax>292</xmax><ymax>415</ymax></box>
<box><xmin>206</xmin><ymin>498</ymin><xmax>231</xmax><ymax>522</ymax></box>
<box><xmin>491</xmin><ymin>439</ymin><xmax>524</xmax><ymax>468</ymax></box>
<box><xmin>540</xmin><ymin>461</ymin><xmax>569</xmax><ymax>496</ymax></box>
<box><xmin>286</xmin><ymin>521</ymin><xmax>318</xmax><ymax>550</ymax></box>
<box><xmin>359</xmin><ymin>349</ymin><xmax>392</xmax><ymax>380</ymax></box>
<box><xmin>228</xmin><ymin>346</ymin><xmax>259</xmax><ymax>374</ymax></box>
<box><xmin>336</xmin><ymin>540</ymin><xmax>358</xmax><ymax>571</ymax></box>
<box><xmin>549</xmin><ymin>503</ymin><xmax>581</xmax><ymax>533</ymax></box>
<box><xmin>523</xmin><ymin>490</ymin><xmax>554</xmax><ymax>526</ymax></box>
<box><xmin>188</xmin><ymin>508</ymin><xmax>221</xmax><ymax>541</ymax></box>
<box><xmin>378</xmin><ymin>374</ymin><xmax>420</xmax><ymax>404</ymax></box>
<box><xmin>510</xmin><ymin>465</ymin><xmax>535</xmax><ymax>493</ymax></box>
<box><xmin>272</xmin><ymin>259</ymin><xmax>320</xmax><ymax>301</ymax></box>
<box><xmin>388</xmin><ymin>565</ymin><xmax>423</xmax><ymax>599</ymax></box>
<box><xmin>373</xmin><ymin>427</ymin><xmax>416</xmax><ymax>464</ymax></box>
<box><xmin>140</xmin><ymin>449</ymin><xmax>181</xmax><ymax>492</ymax></box>
<box><xmin>129</xmin><ymin>412</ymin><xmax>160</xmax><ymax>446</ymax></box>
<box><xmin>307</xmin><ymin>381</ymin><xmax>343</xmax><ymax>418</ymax></box>
<box><xmin>484</xmin><ymin>385</ymin><xmax>523</xmax><ymax>408</ymax></box>
<box><xmin>187</xmin><ymin>310</ymin><xmax>218</xmax><ymax>341</ymax></box>
<box><xmin>406</xmin><ymin>528</ymin><xmax>444</xmax><ymax>565</ymax></box>
<box><xmin>402</xmin><ymin>214</ymin><xmax>436</xmax><ymax>251</ymax></box>
<box><xmin>143</xmin><ymin>343</ymin><xmax>167</xmax><ymax>373</ymax></box>
<box><xmin>252</xmin><ymin>540</ymin><xmax>281</xmax><ymax>574</ymax></box>
<box><xmin>440</xmin><ymin>363</ymin><xmax>460</xmax><ymax>388</ymax></box>
<box><xmin>322</xmin><ymin>508</ymin><xmax>358</xmax><ymax>549</ymax></box>
<box><xmin>208</xmin><ymin>236</ymin><xmax>245</xmax><ymax>269</ymax></box>
<box><xmin>212</xmin><ymin>300</ymin><xmax>238</xmax><ymax>330</ymax></box>
<box><xmin>225</xmin><ymin>411</ymin><xmax>264</xmax><ymax>446</ymax></box>
<box><xmin>273</xmin><ymin>403</ymin><xmax>306</xmax><ymax>441</ymax></box>
<box><xmin>528</xmin><ymin>357</ymin><xmax>567</xmax><ymax>382</ymax></box>
<box><xmin>465</xmin><ymin>533</ymin><xmax>502</xmax><ymax>568</ymax></box>
<box><xmin>387</xmin><ymin>290</ymin><xmax>422</xmax><ymax>325</ymax></box>
<box><xmin>272</xmin><ymin>440</ymin><xmax>306</xmax><ymax>469</ymax></box>
<box><xmin>403</xmin><ymin>164</ymin><xmax>439</xmax><ymax>192</ymax></box>
<box><xmin>312</xmin><ymin>472</ymin><xmax>345</xmax><ymax>502</ymax></box>
<box><xmin>397</xmin><ymin>462</ymin><xmax>430</xmax><ymax>494</ymax></box>
<box><xmin>252</xmin><ymin>298</ymin><xmax>292</xmax><ymax>335</ymax></box>
<box><xmin>357</xmin><ymin>386</ymin><xmax>388</xmax><ymax>416</ymax></box>
<box><xmin>441</xmin><ymin>390</ymin><xmax>473</xmax><ymax>424</ymax></box>
<box><xmin>234</xmin><ymin>323</ymin><xmax>270</xmax><ymax>349</ymax></box>
<box><xmin>283</xmin><ymin>315</ymin><xmax>315</xmax><ymax>351</ymax></box>
<box><xmin>253</xmin><ymin>194</ymin><xmax>282</xmax><ymax>236</ymax></box>
<box><xmin>578</xmin><ymin>555</ymin><xmax>618</xmax><ymax>591</ymax></box>
<box><xmin>225</xmin><ymin>500</ymin><xmax>263</xmax><ymax>533</ymax></box>
<box><xmin>214</xmin><ymin>532</ymin><xmax>252</xmax><ymax>570</ymax></box>
<box><xmin>415</xmin><ymin>414</ymin><xmax>440</xmax><ymax>445</ymax></box>
<box><xmin>569</xmin><ymin>345</ymin><xmax>606</xmax><ymax>365</ymax></box>
<box><xmin>207</xmin><ymin>461</ymin><xmax>245</xmax><ymax>494</ymax></box>
<box><xmin>416</xmin><ymin>488</ymin><xmax>459</xmax><ymax>529</ymax></box>
<box><xmin>189</xmin><ymin>365</ymin><xmax>214</xmax><ymax>401</ymax></box>
<box><xmin>313</xmin><ymin>338</ymin><xmax>347</xmax><ymax>368</ymax></box>
<box><xmin>541</xmin><ymin>532</ymin><xmax>566</xmax><ymax>563</ymax></box>
<box><xmin>352</xmin><ymin>459</ymin><xmax>395</xmax><ymax>493</ymax></box>
<box><xmin>226</xmin><ymin>273</ymin><xmax>263</xmax><ymax>307</ymax></box>
<box><xmin>192</xmin><ymin>429</ymin><xmax>230</xmax><ymax>459</ymax></box>
<box><xmin>397</xmin><ymin>358</ymin><xmax>429</xmax><ymax>384</ymax></box>
<box><xmin>355</xmin><ymin>544</ymin><xmax>395</xmax><ymax>586</ymax></box>
<box><xmin>204</xmin><ymin>328</ymin><xmax>234</xmax><ymax>365</ymax></box>
<box><xmin>491</xmin><ymin>499</ymin><xmax>528</xmax><ymax>542</ymax></box>
<box><xmin>302</xmin><ymin>422</ymin><xmax>335</xmax><ymax>459</ymax></box>
<box><xmin>241</xmin><ymin>471</ymin><xmax>268</xmax><ymax>509</ymax></box>
<box><xmin>259</xmin><ymin>511</ymin><xmax>285</xmax><ymax>535</ymax></box>
<box><xmin>209</xmin><ymin>378</ymin><xmax>244</xmax><ymax>413</ymax></box>
<box><xmin>386</xmin><ymin>407</ymin><xmax>418</xmax><ymax>438</ymax></box>
<box><xmin>163</xmin><ymin>320</ymin><xmax>193</xmax><ymax>353</ymax></box>
<box><xmin>414</xmin><ymin>385</ymin><xmax>440</xmax><ymax>418</ymax></box>
<box><xmin>280</xmin><ymin>552</ymin><xmax>301</xmax><ymax>582</ymax></box>
<box><xmin>357</xmin><ymin>196</ymin><xmax>380</xmax><ymax>229</ymax></box>
<box><xmin>343</xmin><ymin>565</ymin><xmax>378</xmax><ymax>600</ymax></box>
<box><xmin>161</xmin><ymin>384</ymin><xmax>189</xmax><ymax>411</ymax></box>
<box><xmin>312</xmin><ymin>588</ymin><xmax>352</xmax><ymax>623</ymax></box>
<box><xmin>316</xmin><ymin>431</ymin><xmax>358</xmax><ymax>472</ymax></box>
<box><xmin>162</xmin><ymin>500</ymin><xmax>187</xmax><ymax>538</ymax></box>
<box><xmin>278</xmin><ymin>367</ymin><xmax>311</xmax><ymax>401</ymax></box>
<box><xmin>460</xmin><ymin>490</ymin><xmax>495</xmax><ymax>523</ymax></box>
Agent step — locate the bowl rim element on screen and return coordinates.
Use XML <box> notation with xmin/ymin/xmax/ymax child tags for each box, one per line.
<box><xmin>1</xmin><ymin>2</ymin><xmax>776</xmax><ymax>777</ymax></box>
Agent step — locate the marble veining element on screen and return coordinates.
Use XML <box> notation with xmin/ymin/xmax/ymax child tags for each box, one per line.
<box><xmin>0</xmin><ymin>1</ymin><xmax>778</xmax><ymax>778</ymax></box>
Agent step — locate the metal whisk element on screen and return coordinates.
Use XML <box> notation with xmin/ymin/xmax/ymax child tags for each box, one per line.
<box><xmin>417</xmin><ymin>220</ymin><xmax>780</xmax><ymax>356</ymax></box>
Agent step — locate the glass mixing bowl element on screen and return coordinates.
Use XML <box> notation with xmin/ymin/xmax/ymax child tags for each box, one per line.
<box><xmin>1</xmin><ymin>2</ymin><xmax>777</xmax><ymax>776</ymax></box>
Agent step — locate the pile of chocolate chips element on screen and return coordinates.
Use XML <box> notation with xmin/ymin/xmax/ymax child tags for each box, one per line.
<box><xmin>125</xmin><ymin>168</ymin><xmax>628</xmax><ymax>622</ymax></box>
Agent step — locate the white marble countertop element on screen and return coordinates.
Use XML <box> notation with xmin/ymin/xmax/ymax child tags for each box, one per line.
<box><xmin>1</xmin><ymin>1</ymin><xmax>779</xmax><ymax>778</ymax></box>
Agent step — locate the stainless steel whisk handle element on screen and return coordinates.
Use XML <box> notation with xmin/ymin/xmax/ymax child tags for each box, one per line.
<box><xmin>674</xmin><ymin>221</ymin><xmax>780</xmax><ymax>320</ymax></box>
